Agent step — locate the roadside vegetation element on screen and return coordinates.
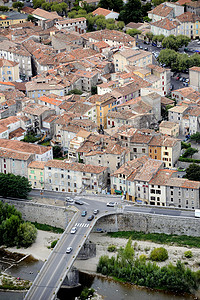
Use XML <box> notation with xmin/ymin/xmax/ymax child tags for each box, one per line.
<box><xmin>107</xmin><ymin>231</ymin><xmax>200</xmax><ymax>248</ymax></box>
<box><xmin>0</xmin><ymin>173</ymin><xmax>31</xmax><ymax>199</ymax></box>
<box><xmin>32</xmin><ymin>222</ymin><xmax>64</xmax><ymax>234</ymax></box>
<box><xmin>0</xmin><ymin>274</ymin><xmax>30</xmax><ymax>290</ymax></box>
<box><xmin>97</xmin><ymin>238</ymin><xmax>200</xmax><ymax>294</ymax></box>
<box><xmin>0</xmin><ymin>202</ymin><xmax>37</xmax><ymax>247</ymax></box>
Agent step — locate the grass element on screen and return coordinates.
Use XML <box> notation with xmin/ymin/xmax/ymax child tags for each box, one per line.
<box><xmin>40</xmin><ymin>141</ymin><xmax>50</xmax><ymax>146</ymax></box>
<box><xmin>107</xmin><ymin>231</ymin><xmax>200</xmax><ymax>248</ymax></box>
<box><xmin>31</xmin><ymin>222</ymin><xmax>64</xmax><ymax>234</ymax></box>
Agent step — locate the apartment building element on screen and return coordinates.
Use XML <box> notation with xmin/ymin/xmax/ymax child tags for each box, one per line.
<box><xmin>159</xmin><ymin>121</ymin><xmax>179</xmax><ymax>137</ymax></box>
<box><xmin>113</xmin><ymin>48</ymin><xmax>152</xmax><ymax>72</ymax></box>
<box><xmin>28</xmin><ymin>161</ymin><xmax>45</xmax><ymax>190</ymax></box>
<box><xmin>55</xmin><ymin>17</ymin><xmax>87</xmax><ymax>33</ymax></box>
<box><xmin>96</xmin><ymin>93</ymin><xmax>118</xmax><ymax>129</ymax></box>
<box><xmin>44</xmin><ymin>159</ymin><xmax>108</xmax><ymax>194</ymax></box>
<box><xmin>176</xmin><ymin>12</ymin><xmax>200</xmax><ymax>39</ymax></box>
<box><xmin>148</xmin><ymin>3</ymin><xmax>174</xmax><ymax>22</ymax></box>
<box><xmin>189</xmin><ymin>66</ymin><xmax>200</xmax><ymax>92</ymax></box>
<box><xmin>0</xmin><ymin>40</ymin><xmax>32</xmax><ymax>80</ymax></box>
<box><xmin>0</xmin><ymin>59</ymin><xmax>20</xmax><ymax>82</ymax></box>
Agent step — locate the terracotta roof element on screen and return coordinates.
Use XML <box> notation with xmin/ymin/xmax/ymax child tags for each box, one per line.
<box><xmin>167</xmin><ymin>177</ymin><xmax>200</xmax><ymax>189</ymax></box>
<box><xmin>0</xmin><ymin>138</ymin><xmax>51</xmax><ymax>155</ymax></box>
<box><xmin>186</xmin><ymin>1</ymin><xmax>200</xmax><ymax>8</ymax></box>
<box><xmin>9</xmin><ymin>127</ymin><xmax>25</xmax><ymax>139</ymax></box>
<box><xmin>38</xmin><ymin>95</ymin><xmax>62</xmax><ymax>106</ymax></box>
<box><xmin>0</xmin><ymin>148</ymin><xmax>32</xmax><ymax>160</ymax></box>
<box><xmin>92</xmin><ymin>7</ymin><xmax>118</xmax><ymax>17</ymax></box>
<box><xmin>32</xmin><ymin>8</ymin><xmax>61</xmax><ymax>20</ymax></box>
<box><xmin>28</xmin><ymin>161</ymin><xmax>45</xmax><ymax>169</ymax></box>
<box><xmin>149</xmin><ymin>169</ymin><xmax>176</xmax><ymax>186</ymax></box>
<box><xmin>134</xmin><ymin>159</ymin><xmax>163</xmax><ymax>182</ymax></box>
<box><xmin>149</xmin><ymin>3</ymin><xmax>173</xmax><ymax>17</ymax></box>
<box><xmin>177</xmin><ymin>11</ymin><xmax>200</xmax><ymax>22</ymax></box>
<box><xmin>161</xmin><ymin>96</ymin><xmax>175</xmax><ymax>106</ymax></box>
<box><xmin>190</xmin><ymin>66</ymin><xmax>200</xmax><ymax>72</ymax></box>
<box><xmin>168</xmin><ymin>105</ymin><xmax>188</xmax><ymax>113</ymax></box>
<box><xmin>151</xmin><ymin>18</ymin><xmax>180</xmax><ymax>30</ymax></box>
<box><xmin>159</xmin><ymin>121</ymin><xmax>178</xmax><ymax>129</ymax></box>
<box><xmin>45</xmin><ymin>159</ymin><xmax>107</xmax><ymax>174</ymax></box>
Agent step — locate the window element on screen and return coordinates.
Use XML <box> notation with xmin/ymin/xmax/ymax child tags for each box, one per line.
<box><xmin>150</xmin><ymin>189</ymin><xmax>155</xmax><ymax>193</ymax></box>
<box><xmin>171</xmin><ymin>191</ymin><xmax>173</xmax><ymax>195</ymax></box>
<box><xmin>142</xmin><ymin>148</ymin><xmax>145</xmax><ymax>153</ymax></box>
<box><xmin>74</xmin><ymin>183</ymin><xmax>76</xmax><ymax>187</ymax></box>
<box><xmin>171</xmin><ymin>198</ymin><xmax>173</xmax><ymax>202</ymax></box>
<box><xmin>31</xmin><ymin>170</ymin><xmax>35</xmax><ymax>174</ymax></box>
<box><xmin>156</xmin><ymin>190</ymin><xmax>161</xmax><ymax>194</ymax></box>
<box><xmin>138</xmin><ymin>187</ymin><xmax>140</xmax><ymax>191</ymax></box>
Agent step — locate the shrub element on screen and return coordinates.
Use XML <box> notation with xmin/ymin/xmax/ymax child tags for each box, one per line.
<box><xmin>107</xmin><ymin>245</ymin><xmax>117</xmax><ymax>252</ymax></box>
<box><xmin>50</xmin><ymin>240</ymin><xmax>58</xmax><ymax>248</ymax></box>
<box><xmin>184</xmin><ymin>250</ymin><xmax>193</xmax><ymax>258</ymax></box>
<box><xmin>139</xmin><ymin>254</ymin><xmax>147</xmax><ymax>262</ymax></box>
<box><xmin>150</xmin><ymin>247</ymin><xmax>168</xmax><ymax>262</ymax></box>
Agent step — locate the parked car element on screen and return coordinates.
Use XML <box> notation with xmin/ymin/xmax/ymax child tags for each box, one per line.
<box><xmin>93</xmin><ymin>209</ymin><xmax>99</xmax><ymax>215</ymax></box>
<box><xmin>81</xmin><ymin>210</ymin><xmax>87</xmax><ymax>217</ymax></box>
<box><xmin>139</xmin><ymin>45</ymin><xmax>143</xmax><ymax>49</ymax></box>
<box><xmin>75</xmin><ymin>199</ymin><xmax>84</xmax><ymax>205</ymax></box>
<box><xmin>144</xmin><ymin>47</ymin><xmax>148</xmax><ymax>51</ymax></box>
<box><xmin>107</xmin><ymin>202</ymin><xmax>117</xmax><ymax>207</ymax></box>
<box><xmin>70</xmin><ymin>227</ymin><xmax>77</xmax><ymax>234</ymax></box>
<box><xmin>176</xmin><ymin>76</ymin><xmax>180</xmax><ymax>81</ymax></box>
<box><xmin>66</xmin><ymin>247</ymin><xmax>73</xmax><ymax>254</ymax></box>
<box><xmin>183</xmin><ymin>82</ymin><xmax>188</xmax><ymax>87</ymax></box>
<box><xmin>152</xmin><ymin>42</ymin><xmax>157</xmax><ymax>47</ymax></box>
<box><xmin>179</xmin><ymin>77</ymin><xmax>183</xmax><ymax>81</ymax></box>
<box><xmin>87</xmin><ymin>215</ymin><xmax>94</xmax><ymax>221</ymax></box>
<box><xmin>66</xmin><ymin>197</ymin><xmax>74</xmax><ymax>203</ymax></box>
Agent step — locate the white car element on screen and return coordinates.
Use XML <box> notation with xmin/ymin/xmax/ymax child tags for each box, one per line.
<box><xmin>66</xmin><ymin>246</ymin><xmax>72</xmax><ymax>253</ymax></box>
<box><xmin>70</xmin><ymin>227</ymin><xmax>77</xmax><ymax>234</ymax></box>
<box><xmin>66</xmin><ymin>197</ymin><xmax>74</xmax><ymax>203</ymax></box>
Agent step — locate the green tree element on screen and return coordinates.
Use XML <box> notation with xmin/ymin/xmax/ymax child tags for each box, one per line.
<box><xmin>12</xmin><ymin>1</ymin><xmax>24</xmax><ymax>11</ymax></box>
<box><xmin>96</xmin><ymin>16</ymin><xmax>106</xmax><ymax>30</ymax></box>
<box><xmin>162</xmin><ymin>35</ymin><xmax>178</xmax><ymax>51</ymax></box>
<box><xmin>182</xmin><ymin>147</ymin><xmax>198</xmax><ymax>158</ymax></box>
<box><xmin>1</xmin><ymin>215</ymin><xmax>21</xmax><ymax>246</ymax></box>
<box><xmin>176</xmin><ymin>35</ymin><xmax>190</xmax><ymax>48</ymax></box>
<box><xmin>127</xmin><ymin>28</ymin><xmax>142</xmax><ymax>37</ymax></box>
<box><xmin>27</xmin><ymin>14</ymin><xmax>37</xmax><ymax>22</ymax></box>
<box><xmin>98</xmin><ymin>0</ymin><xmax>124</xmax><ymax>12</ymax></box>
<box><xmin>150</xmin><ymin>247</ymin><xmax>168</xmax><ymax>262</ymax></box>
<box><xmin>141</xmin><ymin>2</ymin><xmax>152</xmax><ymax>17</ymax></box>
<box><xmin>0</xmin><ymin>6</ymin><xmax>9</xmax><ymax>11</ymax></box>
<box><xmin>68</xmin><ymin>88</ymin><xmax>83</xmax><ymax>95</ymax></box>
<box><xmin>33</xmin><ymin>0</ymin><xmax>45</xmax><ymax>9</ymax></box>
<box><xmin>17</xmin><ymin>222</ymin><xmax>37</xmax><ymax>247</ymax></box>
<box><xmin>146</xmin><ymin>31</ymin><xmax>153</xmax><ymax>41</ymax></box>
<box><xmin>185</xmin><ymin>163</ymin><xmax>200</xmax><ymax>181</ymax></box>
<box><xmin>152</xmin><ymin>0</ymin><xmax>165</xmax><ymax>6</ymax></box>
<box><xmin>158</xmin><ymin>49</ymin><xmax>178</xmax><ymax>68</ymax></box>
<box><xmin>53</xmin><ymin>145</ymin><xmax>62</xmax><ymax>158</ymax></box>
<box><xmin>191</xmin><ymin>132</ymin><xmax>200</xmax><ymax>143</ymax></box>
<box><xmin>119</xmin><ymin>0</ymin><xmax>142</xmax><ymax>24</ymax></box>
<box><xmin>0</xmin><ymin>173</ymin><xmax>32</xmax><ymax>199</ymax></box>
<box><xmin>41</xmin><ymin>2</ymin><xmax>51</xmax><ymax>10</ymax></box>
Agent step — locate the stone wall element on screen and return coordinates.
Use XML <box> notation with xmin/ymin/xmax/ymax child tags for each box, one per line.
<box><xmin>93</xmin><ymin>213</ymin><xmax>200</xmax><ymax>237</ymax></box>
<box><xmin>3</xmin><ymin>199</ymin><xmax>75</xmax><ymax>229</ymax></box>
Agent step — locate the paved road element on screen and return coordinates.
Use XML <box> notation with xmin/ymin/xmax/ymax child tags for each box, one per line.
<box><xmin>30</xmin><ymin>190</ymin><xmax>195</xmax><ymax>218</ymax></box>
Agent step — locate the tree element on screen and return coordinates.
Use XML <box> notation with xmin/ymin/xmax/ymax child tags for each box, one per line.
<box><xmin>0</xmin><ymin>6</ymin><xmax>9</xmax><ymax>11</ymax></box>
<box><xmin>158</xmin><ymin>49</ymin><xmax>178</xmax><ymax>68</ymax></box>
<box><xmin>141</xmin><ymin>2</ymin><xmax>152</xmax><ymax>17</ymax></box>
<box><xmin>53</xmin><ymin>145</ymin><xmax>62</xmax><ymax>158</ymax></box>
<box><xmin>33</xmin><ymin>0</ymin><xmax>45</xmax><ymax>9</ymax></box>
<box><xmin>0</xmin><ymin>173</ymin><xmax>32</xmax><ymax>199</ymax></box>
<box><xmin>176</xmin><ymin>35</ymin><xmax>190</xmax><ymax>48</ymax></box>
<box><xmin>185</xmin><ymin>163</ymin><xmax>200</xmax><ymax>181</ymax></box>
<box><xmin>191</xmin><ymin>132</ymin><xmax>200</xmax><ymax>143</ymax></box>
<box><xmin>17</xmin><ymin>222</ymin><xmax>37</xmax><ymax>247</ymax></box>
<box><xmin>96</xmin><ymin>16</ymin><xmax>106</xmax><ymax>30</ymax></box>
<box><xmin>12</xmin><ymin>1</ymin><xmax>24</xmax><ymax>11</ymax></box>
<box><xmin>146</xmin><ymin>32</ymin><xmax>153</xmax><ymax>41</ymax></box>
<box><xmin>68</xmin><ymin>88</ymin><xmax>83</xmax><ymax>95</ymax></box>
<box><xmin>119</xmin><ymin>0</ymin><xmax>142</xmax><ymax>24</ymax></box>
<box><xmin>27</xmin><ymin>14</ymin><xmax>37</xmax><ymax>22</ymax></box>
<box><xmin>91</xmin><ymin>86</ymin><xmax>97</xmax><ymax>95</ymax></box>
<box><xmin>98</xmin><ymin>0</ymin><xmax>124</xmax><ymax>12</ymax></box>
<box><xmin>182</xmin><ymin>147</ymin><xmax>198</xmax><ymax>158</ymax></box>
<box><xmin>1</xmin><ymin>215</ymin><xmax>21</xmax><ymax>246</ymax></box>
<box><xmin>162</xmin><ymin>35</ymin><xmax>178</xmax><ymax>51</ymax></box>
<box><xmin>127</xmin><ymin>28</ymin><xmax>142</xmax><ymax>37</ymax></box>
<box><xmin>152</xmin><ymin>0</ymin><xmax>165</xmax><ymax>6</ymax></box>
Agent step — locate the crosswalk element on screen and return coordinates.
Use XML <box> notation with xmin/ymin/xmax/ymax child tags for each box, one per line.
<box><xmin>75</xmin><ymin>223</ymin><xmax>90</xmax><ymax>228</ymax></box>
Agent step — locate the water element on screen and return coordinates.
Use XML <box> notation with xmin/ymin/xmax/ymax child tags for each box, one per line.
<box><xmin>0</xmin><ymin>251</ymin><xmax>197</xmax><ymax>300</ymax></box>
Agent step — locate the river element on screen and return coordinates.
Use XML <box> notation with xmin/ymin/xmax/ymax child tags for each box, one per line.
<box><xmin>0</xmin><ymin>251</ymin><xmax>196</xmax><ymax>300</ymax></box>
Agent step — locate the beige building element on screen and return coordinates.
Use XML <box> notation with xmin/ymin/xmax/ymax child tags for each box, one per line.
<box><xmin>113</xmin><ymin>48</ymin><xmax>152</xmax><ymax>72</ymax></box>
<box><xmin>0</xmin><ymin>59</ymin><xmax>19</xmax><ymax>82</ymax></box>
<box><xmin>189</xmin><ymin>66</ymin><xmax>200</xmax><ymax>92</ymax></box>
<box><xmin>176</xmin><ymin>12</ymin><xmax>200</xmax><ymax>39</ymax></box>
<box><xmin>55</xmin><ymin>17</ymin><xmax>87</xmax><ymax>34</ymax></box>
<box><xmin>28</xmin><ymin>161</ymin><xmax>45</xmax><ymax>190</ymax></box>
<box><xmin>0</xmin><ymin>11</ymin><xmax>28</xmax><ymax>28</ymax></box>
<box><xmin>159</xmin><ymin>121</ymin><xmax>179</xmax><ymax>137</ymax></box>
<box><xmin>44</xmin><ymin>159</ymin><xmax>108</xmax><ymax>194</ymax></box>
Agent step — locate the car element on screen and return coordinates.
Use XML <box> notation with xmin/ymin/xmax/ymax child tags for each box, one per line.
<box><xmin>183</xmin><ymin>82</ymin><xmax>188</xmax><ymax>87</ymax></box>
<box><xmin>107</xmin><ymin>202</ymin><xmax>117</xmax><ymax>207</ymax></box>
<box><xmin>144</xmin><ymin>47</ymin><xmax>148</xmax><ymax>51</ymax></box>
<box><xmin>176</xmin><ymin>76</ymin><xmax>180</xmax><ymax>81</ymax></box>
<box><xmin>93</xmin><ymin>209</ymin><xmax>99</xmax><ymax>215</ymax></box>
<box><xmin>70</xmin><ymin>227</ymin><xmax>77</xmax><ymax>234</ymax></box>
<box><xmin>182</xmin><ymin>77</ymin><xmax>186</xmax><ymax>82</ymax></box>
<box><xmin>87</xmin><ymin>215</ymin><xmax>94</xmax><ymax>221</ymax></box>
<box><xmin>139</xmin><ymin>45</ymin><xmax>143</xmax><ymax>49</ymax></box>
<box><xmin>185</xmin><ymin>78</ymin><xmax>189</xmax><ymax>83</ymax></box>
<box><xmin>157</xmin><ymin>44</ymin><xmax>161</xmax><ymax>48</ymax></box>
<box><xmin>81</xmin><ymin>210</ymin><xmax>87</xmax><ymax>217</ymax></box>
<box><xmin>75</xmin><ymin>199</ymin><xmax>84</xmax><ymax>205</ymax></box>
<box><xmin>65</xmin><ymin>197</ymin><xmax>74</xmax><ymax>203</ymax></box>
<box><xmin>197</xmin><ymin>41</ymin><xmax>200</xmax><ymax>44</ymax></box>
<box><xmin>152</xmin><ymin>42</ymin><xmax>157</xmax><ymax>47</ymax></box>
<box><xmin>66</xmin><ymin>246</ymin><xmax>72</xmax><ymax>253</ymax></box>
<box><xmin>179</xmin><ymin>77</ymin><xmax>183</xmax><ymax>81</ymax></box>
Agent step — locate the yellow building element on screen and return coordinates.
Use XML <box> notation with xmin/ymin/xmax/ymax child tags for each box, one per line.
<box><xmin>0</xmin><ymin>12</ymin><xmax>28</xmax><ymax>28</ymax></box>
<box><xmin>28</xmin><ymin>161</ymin><xmax>45</xmax><ymax>190</ymax></box>
<box><xmin>96</xmin><ymin>93</ymin><xmax>117</xmax><ymax>129</ymax></box>
<box><xmin>0</xmin><ymin>59</ymin><xmax>19</xmax><ymax>82</ymax></box>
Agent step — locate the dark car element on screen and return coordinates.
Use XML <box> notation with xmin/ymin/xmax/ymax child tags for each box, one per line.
<box><xmin>75</xmin><ymin>199</ymin><xmax>84</xmax><ymax>205</ymax></box>
<box><xmin>93</xmin><ymin>209</ymin><xmax>99</xmax><ymax>215</ymax></box>
<box><xmin>87</xmin><ymin>215</ymin><xmax>94</xmax><ymax>221</ymax></box>
<box><xmin>81</xmin><ymin>210</ymin><xmax>87</xmax><ymax>217</ymax></box>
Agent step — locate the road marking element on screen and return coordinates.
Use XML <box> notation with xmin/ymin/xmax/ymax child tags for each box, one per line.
<box><xmin>75</xmin><ymin>223</ymin><xmax>89</xmax><ymax>228</ymax></box>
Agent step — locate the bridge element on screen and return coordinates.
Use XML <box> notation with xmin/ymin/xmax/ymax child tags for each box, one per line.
<box><xmin>24</xmin><ymin>207</ymin><xmax>120</xmax><ymax>300</ymax></box>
